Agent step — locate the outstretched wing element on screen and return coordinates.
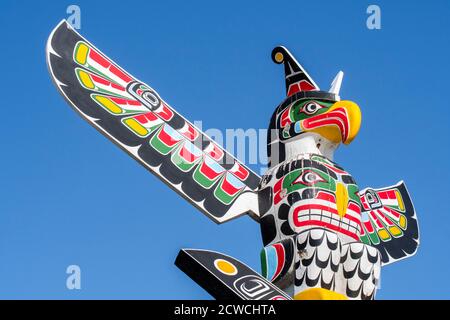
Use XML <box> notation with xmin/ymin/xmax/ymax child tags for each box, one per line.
<box><xmin>46</xmin><ymin>20</ymin><xmax>261</xmax><ymax>223</ymax></box>
<box><xmin>358</xmin><ymin>181</ymin><xmax>419</xmax><ymax>265</ymax></box>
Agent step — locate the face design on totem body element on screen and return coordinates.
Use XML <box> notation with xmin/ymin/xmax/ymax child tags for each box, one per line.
<box><xmin>260</xmin><ymin>154</ymin><xmax>363</xmax><ymax>246</ymax></box>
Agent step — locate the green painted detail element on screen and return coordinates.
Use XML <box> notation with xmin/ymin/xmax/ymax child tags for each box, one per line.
<box><xmin>173</xmin><ymin>159</ymin><xmax>197</xmax><ymax>172</ymax></box>
<box><xmin>359</xmin><ymin>233</ymin><xmax>371</xmax><ymax>245</ymax></box>
<box><xmin>310</xmin><ymin>155</ymin><xmax>340</xmax><ymax>168</ymax></box>
<box><xmin>366</xmin><ymin>221</ymin><xmax>381</xmax><ymax>245</ymax></box>
<box><xmin>214</xmin><ymin>178</ymin><xmax>242</xmax><ymax>205</ymax></box>
<box><xmin>282</xmin><ymin>167</ymin><xmax>336</xmax><ymax>196</ymax></box>
<box><xmin>171</xmin><ymin>145</ymin><xmax>201</xmax><ymax>172</ymax></box>
<box><xmin>348</xmin><ymin>184</ymin><xmax>361</xmax><ymax>204</ymax></box>
<box><xmin>386</xmin><ymin>204</ymin><xmax>402</xmax><ymax>213</ymax></box>
<box><xmin>88</xmin><ymin>65</ymin><xmax>123</xmax><ymax>86</ymax></box>
<box><xmin>193</xmin><ymin>165</ymin><xmax>223</xmax><ymax>189</ymax></box>
<box><xmin>290</xmin><ymin>99</ymin><xmax>334</xmax><ymax>122</ymax></box>
<box><xmin>260</xmin><ymin>249</ymin><xmax>268</xmax><ymax>279</ymax></box>
<box><xmin>149</xmin><ymin>127</ymin><xmax>179</xmax><ymax>155</ymax></box>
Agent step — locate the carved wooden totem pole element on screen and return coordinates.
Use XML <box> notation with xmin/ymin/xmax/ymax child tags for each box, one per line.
<box><xmin>47</xmin><ymin>21</ymin><xmax>419</xmax><ymax>300</ymax></box>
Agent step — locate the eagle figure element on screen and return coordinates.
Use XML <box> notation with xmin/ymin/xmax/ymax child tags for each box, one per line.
<box><xmin>46</xmin><ymin>21</ymin><xmax>420</xmax><ymax>300</ymax></box>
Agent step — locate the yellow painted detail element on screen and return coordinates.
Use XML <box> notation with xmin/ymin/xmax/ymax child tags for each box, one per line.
<box><xmin>334</xmin><ymin>100</ymin><xmax>361</xmax><ymax>145</ymax></box>
<box><xmin>301</xmin><ymin>123</ymin><xmax>342</xmax><ymax>144</ymax></box>
<box><xmin>274</xmin><ymin>52</ymin><xmax>284</xmax><ymax>63</ymax></box>
<box><xmin>294</xmin><ymin>288</ymin><xmax>348</xmax><ymax>300</ymax></box>
<box><xmin>395</xmin><ymin>190</ymin><xmax>405</xmax><ymax>211</ymax></box>
<box><xmin>214</xmin><ymin>259</ymin><xmax>237</xmax><ymax>276</ymax></box>
<box><xmin>378</xmin><ymin>229</ymin><xmax>390</xmax><ymax>240</ymax></box>
<box><xmin>77</xmin><ymin>70</ymin><xmax>95</xmax><ymax>89</ymax></box>
<box><xmin>301</xmin><ymin>100</ymin><xmax>361</xmax><ymax>145</ymax></box>
<box><xmin>336</xmin><ymin>183</ymin><xmax>349</xmax><ymax>218</ymax></box>
<box><xmin>123</xmin><ymin>118</ymin><xmax>148</xmax><ymax>137</ymax></box>
<box><xmin>399</xmin><ymin>215</ymin><xmax>407</xmax><ymax>229</ymax></box>
<box><xmin>389</xmin><ymin>226</ymin><xmax>402</xmax><ymax>236</ymax></box>
<box><xmin>75</xmin><ymin>42</ymin><xmax>89</xmax><ymax>65</ymax></box>
<box><xmin>93</xmin><ymin>95</ymin><xmax>122</xmax><ymax>114</ymax></box>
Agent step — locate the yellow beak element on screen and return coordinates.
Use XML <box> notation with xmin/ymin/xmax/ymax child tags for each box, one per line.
<box><xmin>300</xmin><ymin>100</ymin><xmax>362</xmax><ymax>145</ymax></box>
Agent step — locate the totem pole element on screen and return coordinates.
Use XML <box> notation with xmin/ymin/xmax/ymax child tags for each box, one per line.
<box><xmin>46</xmin><ymin>20</ymin><xmax>419</xmax><ymax>300</ymax></box>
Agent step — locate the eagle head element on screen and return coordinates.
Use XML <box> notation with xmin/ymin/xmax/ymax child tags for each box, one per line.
<box><xmin>267</xmin><ymin>46</ymin><xmax>361</xmax><ymax>167</ymax></box>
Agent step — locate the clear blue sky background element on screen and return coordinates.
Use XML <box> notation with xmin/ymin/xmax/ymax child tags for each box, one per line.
<box><xmin>0</xmin><ymin>0</ymin><xmax>448</xmax><ymax>299</ymax></box>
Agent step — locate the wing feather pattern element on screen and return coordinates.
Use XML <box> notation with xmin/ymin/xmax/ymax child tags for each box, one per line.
<box><xmin>46</xmin><ymin>21</ymin><xmax>260</xmax><ymax>223</ymax></box>
<box><xmin>358</xmin><ymin>181</ymin><xmax>419</xmax><ymax>265</ymax></box>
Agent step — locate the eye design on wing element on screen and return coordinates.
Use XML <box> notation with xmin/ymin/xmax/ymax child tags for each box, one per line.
<box><xmin>293</xmin><ymin>170</ymin><xmax>326</xmax><ymax>186</ymax></box>
<box><xmin>365</xmin><ymin>189</ymin><xmax>382</xmax><ymax>209</ymax></box>
<box><xmin>129</xmin><ymin>82</ymin><xmax>161</xmax><ymax>110</ymax></box>
<box><xmin>300</xmin><ymin>102</ymin><xmax>325</xmax><ymax>115</ymax></box>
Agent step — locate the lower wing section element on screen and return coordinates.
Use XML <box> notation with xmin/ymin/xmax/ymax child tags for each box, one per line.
<box><xmin>358</xmin><ymin>181</ymin><xmax>419</xmax><ymax>265</ymax></box>
<box><xmin>46</xmin><ymin>20</ymin><xmax>261</xmax><ymax>223</ymax></box>
<box><xmin>175</xmin><ymin>249</ymin><xmax>292</xmax><ymax>300</ymax></box>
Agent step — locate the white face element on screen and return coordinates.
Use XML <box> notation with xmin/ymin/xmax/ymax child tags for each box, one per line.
<box><xmin>284</xmin><ymin>132</ymin><xmax>339</xmax><ymax>162</ymax></box>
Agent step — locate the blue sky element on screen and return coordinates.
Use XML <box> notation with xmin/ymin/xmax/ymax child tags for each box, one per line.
<box><xmin>0</xmin><ymin>0</ymin><xmax>449</xmax><ymax>299</ymax></box>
